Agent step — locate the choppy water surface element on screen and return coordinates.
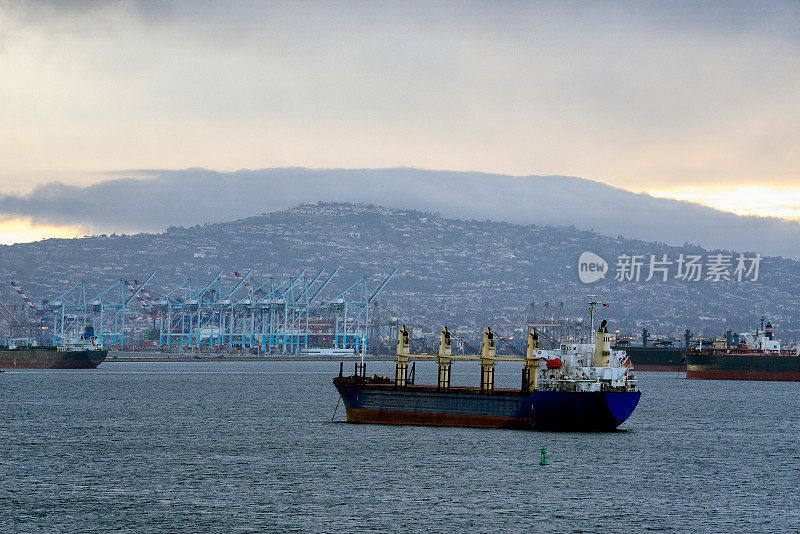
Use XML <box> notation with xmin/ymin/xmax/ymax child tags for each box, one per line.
<box><xmin>1</xmin><ymin>361</ymin><xmax>798</xmax><ymax>533</ymax></box>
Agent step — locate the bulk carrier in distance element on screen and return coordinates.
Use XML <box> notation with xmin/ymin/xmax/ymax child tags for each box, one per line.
<box><xmin>685</xmin><ymin>320</ymin><xmax>800</xmax><ymax>382</ymax></box>
<box><xmin>0</xmin><ymin>326</ymin><xmax>107</xmax><ymax>369</ymax></box>
<box><xmin>333</xmin><ymin>304</ymin><xmax>641</xmax><ymax>432</ymax></box>
<box><xmin>612</xmin><ymin>328</ymin><xmax>690</xmax><ymax>371</ymax></box>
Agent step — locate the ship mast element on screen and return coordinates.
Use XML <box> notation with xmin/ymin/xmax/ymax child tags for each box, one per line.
<box><xmin>587</xmin><ymin>295</ymin><xmax>598</xmax><ymax>344</ymax></box>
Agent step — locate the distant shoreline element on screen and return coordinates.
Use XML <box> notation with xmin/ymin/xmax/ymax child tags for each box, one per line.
<box><xmin>107</xmin><ymin>351</ymin><xmax>395</xmax><ymax>363</ymax></box>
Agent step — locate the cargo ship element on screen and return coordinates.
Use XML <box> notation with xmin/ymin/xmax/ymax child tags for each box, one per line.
<box><xmin>612</xmin><ymin>329</ymin><xmax>690</xmax><ymax>371</ymax></box>
<box><xmin>685</xmin><ymin>321</ymin><xmax>800</xmax><ymax>381</ymax></box>
<box><xmin>611</xmin><ymin>344</ymin><xmax>685</xmax><ymax>371</ymax></box>
<box><xmin>334</xmin><ymin>309</ymin><xmax>640</xmax><ymax>432</ymax></box>
<box><xmin>0</xmin><ymin>326</ymin><xmax>107</xmax><ymax>369</ymax></box>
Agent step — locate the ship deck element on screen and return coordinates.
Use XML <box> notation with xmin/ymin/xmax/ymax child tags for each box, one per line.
<box><xmin>333</xmin><ymin>376</ymin><xmax>633</xmax><ymax>395</ymax></box>
<box><xmin>689</xmin><ymin>348</ymin><xmax>799</xmax><ymax>357</ymax></box>
<box><xmin>334</xmin><ymin>376</ymin><xmax>528</xmax><ymax>396</ymax></box>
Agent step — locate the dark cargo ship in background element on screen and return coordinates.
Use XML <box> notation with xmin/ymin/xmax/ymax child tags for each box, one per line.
<box><xmin>0</xmin><ymin>326</ymin><xmax>107</xmax><ymax>369</ymax></box>
<box><xmin>685</xmin><ymin>321</ymin><xmax>800</xmax><ymax>381</ymax></box>
<box><xmin>612</xmin><ymin>328</ymin><xmax>689</xmax><ymax>371</ymax></box>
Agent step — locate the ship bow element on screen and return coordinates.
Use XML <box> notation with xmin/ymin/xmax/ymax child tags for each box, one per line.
<box><xmin>605</xmin><ymin>391</ymin><xmax>641</xmax><ymax>426</ymax></box>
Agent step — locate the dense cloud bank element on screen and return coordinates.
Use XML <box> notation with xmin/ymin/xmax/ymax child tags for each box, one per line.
<box><xmin>1</xmin><ymin>167</ymin><xmax>798</xmax><ymax>258</ymax></box>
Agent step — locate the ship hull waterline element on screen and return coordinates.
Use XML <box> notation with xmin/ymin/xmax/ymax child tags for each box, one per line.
<box><xmin>687</xmin><ymin>369</ymin><xmax>800</xmax><ymax>381</ymax></box>
<box><xmin>334</xmin><ymin>382</ymin><xmax>641</xmax><ymax>432</ymax></box>
<box><xmin>0</xmin><ymin>349</ymin><xmax>108</xmax><ymax>369</ymax></box>
<box><xmin>685</xmin><ymin>352</ymin><xmax>800</xmax><ymax>382</ymax></box>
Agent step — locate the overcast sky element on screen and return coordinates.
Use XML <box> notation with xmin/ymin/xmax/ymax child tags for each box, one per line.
<box><xmin>0</xmin><ymin>1</ymin><xmax>799</xmax><ymax>242</ymax></box>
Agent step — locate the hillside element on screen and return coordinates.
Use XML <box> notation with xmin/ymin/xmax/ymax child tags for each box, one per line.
<box><xmin>1</xmin><ymin>202</ymin><xmax>799</xmax><ymax>340</ymax></box>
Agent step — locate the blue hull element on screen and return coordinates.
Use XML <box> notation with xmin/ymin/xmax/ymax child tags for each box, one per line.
<box><xmin>334</xmin><ymin>382</ymin><xmax>641</xmax><ymax>431</ymax></box>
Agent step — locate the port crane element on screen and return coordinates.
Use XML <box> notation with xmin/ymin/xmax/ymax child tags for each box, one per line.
<box><xmin>332</xmin><ymin>268</ymin><xmax>398</xmax><ymax>352</ymax></box>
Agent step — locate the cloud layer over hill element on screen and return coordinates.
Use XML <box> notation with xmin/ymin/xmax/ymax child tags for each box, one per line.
<box><xmin>1</xmin><ymin>168</ymin><xmax>798</xmax><ymax>257</ymax></box>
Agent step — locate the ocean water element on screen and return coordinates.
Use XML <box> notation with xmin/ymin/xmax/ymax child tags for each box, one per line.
<box><xmin>1</xmin><ymin>361</ymin><xmax>798</xmax><ymax>533</ymax></box>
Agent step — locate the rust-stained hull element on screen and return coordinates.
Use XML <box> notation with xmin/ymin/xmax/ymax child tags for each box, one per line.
<box><xmin>333</xmin><ymin>378</ymin><xmax>641</xmax><ymax>432</ymax></box>
<box><xmin>687</xmin><ymin>369</ymin><xmax>800</xmax><ymax>381</ymax></box>
<box><xmin>346</xmin><ymin>408</ymin><xmax>526</xmax><ymax>429</ymax></box>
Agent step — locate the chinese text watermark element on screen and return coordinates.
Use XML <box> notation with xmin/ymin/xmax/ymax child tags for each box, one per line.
<box><xmin>579</xmin><ymin>252</ymin><xmax>762</xmax><ymax>283</ymax></box>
